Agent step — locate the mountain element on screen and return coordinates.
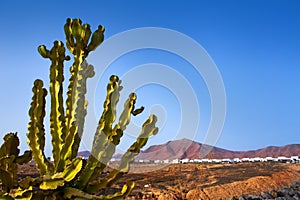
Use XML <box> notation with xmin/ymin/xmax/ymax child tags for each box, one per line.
<box><xmin>77</xmin><ymin>150</ymin><xmax>90</xmax><ymax>158</ymax></box>
<box><xmin>78</xmin><ymin>138</ymin><xmax>300</xmax><ymax>160</ymax></box>
<box><xmin>136</xmin><ymin>138</ymin><xmax>300</xmax><ymax>160</ymax></box>
<box><xmin>77</xmin><ymin>151</ymin><xmax>122</xmax><ymax>159</ymax></box>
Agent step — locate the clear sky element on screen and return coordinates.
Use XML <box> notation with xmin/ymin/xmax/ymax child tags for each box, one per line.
<box><xmin>0</xmin><ymin>1</ymin><xmax>299</xmax><ymax>156</ymax></box>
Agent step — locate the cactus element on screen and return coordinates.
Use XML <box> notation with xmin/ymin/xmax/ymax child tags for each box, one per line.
<box><xmin>0</xmin><ymin>133</ymin><xmax>32</xmax><ymax>193</ymax></box>
<box><xmin>0</xmin><ymin>18</ymin><xmax>158</xmax><ymax>199</ymax></box>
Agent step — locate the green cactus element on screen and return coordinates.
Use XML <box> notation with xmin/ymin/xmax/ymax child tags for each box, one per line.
<box><xmin>0</xmin><ymin>133</ymin><xmax>32</xmax><ymax>193</ymax></box>
<box><xmin>27</xmin><ymin>80</ymin><xmax>54</xmax><ymax>175</ymax></box>
<box><xmin>0</xmin><ymin>18</ymin><xmax>158</xmax><ymax>199</ymax></box>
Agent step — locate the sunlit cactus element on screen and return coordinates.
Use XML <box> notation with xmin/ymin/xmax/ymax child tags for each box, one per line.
<box><xmin>0</xmin><ymin>18</ymin><xmax>158</xmax><ymax>199</ymax></box>
<box><xmin>0</xmin><ymin>133</ymin><xmax>32</xmax><ymax>194</ymax></box>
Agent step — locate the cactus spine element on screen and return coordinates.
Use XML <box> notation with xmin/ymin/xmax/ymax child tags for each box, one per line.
<box><xmin>0</xmin><ymin>18</ymin><xmax>158</xmax><ymax>199</ymax></box>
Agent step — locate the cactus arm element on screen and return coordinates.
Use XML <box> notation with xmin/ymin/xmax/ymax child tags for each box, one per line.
<box><xmin>63</xmin><ymin>181</ymin><xmax>134</xmax><ymax>200</ymax></box>
<box><xmin>111</xmin><ymin>92</ymin><xmax>145</xmax><ymax>146</ymax></box>
<box><xmin>57</xmin><ymin>50</ymin><xmax>83</xmax><ymax>170</ymax></box>
<box><xmin>8</xmin><ymin>187</ymin><xmax>33</xmax><ymax>199</ymax></box>
<box><xmin>87</xmin><ymin>25</ymin><xmax>105</xmax><ymax>53</ymax></box>
<box><xmin>39</xmin><ymin>176</ymin><xmax>65</xmax><ymax>190</ymax></box>
<box><xmin>70</xmin><ymin>61</ymin><xmax>95</xmax><ymax>159</ymax></box>
<box><xmin>39</xmin><ymin>156</ymin><xmax>83</xmax><ymax>191</ymax></box>
<box><xmin>63</xmin><ymin>187</ymin><xmax>95</xmax><ymax>199</ymax></box>
<box><xmin>75</xmin><ymin>75</ymin><xmax>120</xmax><ymax>189</ymax></box>
<box><xmin>64</xmin><ymin>18</ymin><xmax>104</xmax><ymax>56</ymax></box>
<box><xmin>87</xmin><ymin>115</ymin><xmax>158</xmax><ymax>193</ymax></box>
<box><xmin>56</xmin><ymin>19</ymin><xmax>104</xmax><ymax>170</ymax></box>
<box><xmin>118</xmin><ymin>93</ymin><xmax>139</xmax><ymax>130</ymax></box>
<box><xmin>15</xmin><ymin>151</ymin><xmax>32</xmax><ymax>165</ymax></box>
<box><xmin>0</xmin><ymin>166</ymin><xmax>14</xmax><ymax>192</ymax></box>
<box><xmin>0</xmin><ymin>155</ymin><xmax>20</xmax><ymax>192</ymax></box>
<box><xmin>58</xmin><ymin>19</ymin><xmax>98</xmax><ymax>169</ymax></box>
<box><xmin>0</xmin><ymin>133</ymin><xmax>20</xmax><ymax>157</ymax></box>
<box><xmin>98</xmin><ymin>181</ymin><xmax>135</xmax><ymax>200</ymax></box>
<box><xmin>38</xmin><ymin>42</ymin><xmax>70</xmax><ymax>170</ymax></box>
<box><xmin>131</xmin><ymin>106</ymin><xmax>144</xmax><ymax>116</ymax></box>
<box><xmin>48</xmin><ymin>41</ymin><xmax>68</xmax><ymax>169</ymax></box>
<box><xmin>19</xmin><ymin>176</ymin><xmax>36</xmax><ymax>190</ymax></box>
<box><xmin>58</xmin><ymin>60</ymin><xmax>94</xmax><ymax>169</ymax></box>
<box><xmin>59</xmin><ymin>19</ymin><xmax>85</xmax><ymax>170</ymax></box>
<box><xmin>85</xmin><ymin>92</ymin><xmax>145</xmax><ymax>184</ymax></box>
<box><xmin>62</xmin><ymin>157</ymin><xmax>83</xmax><ymax>182</ymax></box>
<box><xmin>0</xmin><ymin>133</ymin><xmax>19</xmax><ymax>190</ymax></box>
<box><xmin>27</xmin><ymin>80</ymin><xmax>54</xmax><ymax>175</ymax></box>
<box><xmin>64</xmin><ymin>18</ymin><xmax>75</xmax><ymax>53</ymax></box>
<box><xmin>0</xmin><ymin>133</ymin><xmax>31</xmax><ymax>192</ymax></box>
<box><xmin>92</xmin><ymin>75</ymin><xmax>120</xmax><ymax>143</ymax></box>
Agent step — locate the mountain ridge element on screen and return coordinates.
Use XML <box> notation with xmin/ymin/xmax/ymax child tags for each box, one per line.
<box><xmin>136</xmin><ymin>138</ymin><xmax>300</xmax><ymax>160</ymax></box>
<box><xmin>78</xmin><ymin>138</ymin><xmax>300</xmax><ymax>160</ymax></box>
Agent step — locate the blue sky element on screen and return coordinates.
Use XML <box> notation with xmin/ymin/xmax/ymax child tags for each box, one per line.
<box><xmin>0</xmin><ymin>1</ymin><xmax>299</xmax><ymax>155</ymax></box>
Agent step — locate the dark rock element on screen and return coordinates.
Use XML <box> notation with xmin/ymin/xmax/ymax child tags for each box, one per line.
<box><xmin>238</xmin><ymin>195</ymin><xmax>247</xmax><ymax>200</ymax></box>
<box><xmin>235</xmin><ymin>180</ymin><xmax>300</xmax><ymax>200</ymax></box>
<box><xmin>259</xmin><ymin>192</ymin><xmax>273</xmax><ymax>199</ymax></box>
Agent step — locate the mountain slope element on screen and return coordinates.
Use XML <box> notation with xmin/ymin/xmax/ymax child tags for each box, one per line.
<box><xmin>136</xmin><ymin>139</ymin><xmax>300</xmax><ymax>160</ymax></box>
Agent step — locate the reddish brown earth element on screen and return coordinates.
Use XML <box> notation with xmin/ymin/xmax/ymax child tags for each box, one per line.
<box><xmin>119</xmin><ymin>162</ymin><xmax>300</xmax><ymax>199</ymax></box>
<box><xmin>17</xmin><ymin>162</ymin><xmax>300</xmax><ymax>200</ymax></box>
<box><xmin>136</xmin><ymin>139</ymin><xmax>300</xmax><ymax>160</ymax></box>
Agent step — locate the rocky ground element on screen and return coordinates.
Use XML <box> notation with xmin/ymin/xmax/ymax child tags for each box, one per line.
<box><xmin>121</xmin><ymin>162</ymin><xmax>300</xmax><ymax>199</ymax></box>
<box><xmin>16</xmin><ymin>162</ymin><xmax>300</xmax><ymax>199</ymax></box>
<box><xmin>232</xmin><ymin>181</ymin><xmax>300</xmax><ymax>200</ymax></box>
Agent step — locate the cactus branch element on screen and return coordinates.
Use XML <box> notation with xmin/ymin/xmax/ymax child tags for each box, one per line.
<box><xmin>27</xmin><ymin>80</ymin><xmax>54</xmax><ymax>175</ymax></box>
<box><xmin>75</xmin><ymin>75</ymin><xmax>120</xmax><ymax>189</ymax></box>
<box><xmin>38</xmin><ymin>41</ymin><xmax>70</xmax><ymax>171</ymax></box>
<box><xmin>64</xmin><ymin>181</ymin><xmax>134</xmax><ymax>199</ymax></box>
<box><xmin>87</xmin><ymin>115</ymin><xmax>158</xmax><ymax>193</ymax></box>
<box><xmin>85</xmin><ymin>92</ymin><xmax>145</xmax><ymax>184</ymax></box>
<box><xmin>59</xmin><ymin>19</ymin><xmax>102</xmax><ymax>169</ymax></box>
<box><xmin>70</xmin><ymin>60</ymin><xmax>95</xmax><ymax>159</ymax></box>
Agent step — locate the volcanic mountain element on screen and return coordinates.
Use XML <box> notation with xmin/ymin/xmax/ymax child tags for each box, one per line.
<box><xmin>135</xmin><ymin>138</ymin><xmax>300</xmax><ymax>160</ymax></box>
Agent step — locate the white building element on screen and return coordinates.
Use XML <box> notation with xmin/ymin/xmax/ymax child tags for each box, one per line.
<box><xmin>163</xmin><ymin>159</ymin><xmax>170</xmax><ymax>164</ymax></box>
<box><xmin>251</xmin><ymin>157</ymin><xmax>263</xmax><ymax>162</ymax></box>
<box><xmin>277</xmin><ymin>156</ymin><xmax>290</xmax><ymax>162</ymax></box>
<box><xmin>221</xmin><ymin>158</ymin><xmax>232</xmax><ymax>163</ymax></box>
<box><xmin>290</xmin><ymin>156</ymin><xmax>299</xmax><ymax>162</ymax></box>
<box><xmin>180</xmin><ymin>158</ymin><xmax>190</xmax><ymax>164</ymax></box>
<box><xmin>241</xmin><ymin>158</ymin><xmax>250</xmax><ymax>162</ymax></box>
<box><xmin>265</xmin><ymin>157</ymin><xmax>275</xmax><ymax>162</ymax></box>
<box><xmin>193</xmin><ymin>159</ymin><xmax>202</xmax><ymax>163</ymax></box>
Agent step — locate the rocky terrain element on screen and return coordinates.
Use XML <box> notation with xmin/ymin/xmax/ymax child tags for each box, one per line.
<box><xmin>116</xmin><ymin>162</ymin><xmax>300</xmax><ymax>199</ymax></box>
<box><xmin>232</xmin><ymin>181</ymin><xmax>300</xmax><ymax>199</ymax></box>
<box><xmin>17</xmin><ymin>162</ymin><xmax>300</xmax><ymax>199</ymax></box>
<box><xmin>231</xmin><ymin>181</ymin><xmax>300</xmax><ymax>200</ymax></box>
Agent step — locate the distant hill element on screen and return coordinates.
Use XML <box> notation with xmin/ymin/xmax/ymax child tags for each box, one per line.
<box><xmin>78</xmin><ymin>138</ymin><xmax>300</xmax><ymax>160</ymax></box>
<box><xmin>136</xmin><ymin>138</ymin><xmax>300</xmax><ymax>160</ymax></box>
<box><xmin>77</xmin><ymin>150</ymin><xmax>90</xmax><ymax>158</ymax></box>
<box><xmin>77</xmin><ymin>151</ymin><xmax>123</xmax><ymax>159</ymax></box>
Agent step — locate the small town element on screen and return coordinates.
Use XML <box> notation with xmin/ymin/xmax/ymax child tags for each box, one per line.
<box><xmin>132</xmin><ymin>156</ymin><xmax>300</xmax><ymax>164</ymax></box>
